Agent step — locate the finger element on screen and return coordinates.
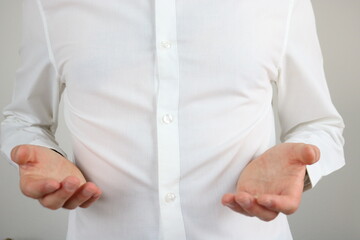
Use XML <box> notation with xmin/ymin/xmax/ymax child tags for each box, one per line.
<box><xmin>221</xmin><ymin>193</ymin><xmax>235</xmax><ymax>206</ymax></box>
<box><xmin>63</xmin><ymin>183</ymin><xmax>102</xmax><ymax>210</ymax></box>
<box><xmin>79</xmin><ymin>193</ymin><xmax>102</xmax><ymax>208</ymax></box>
<box><xmin>221</xmin><ymin>193</ymin><xmax>252</xmax><ymax>217</ymax></box>
<box><xmin>39</xmin><ymin>176</ymin><xmax>81</xmax><ymax>210</ymax></box>
<box><xmin>235</xmin><ymin>192</ymin><xmax>279</xmax><ymax>222</ymax></box>
<box><xmin>11</xmin><ymin>145</ymin><xmax>36</xmax><ymax>166</ymax></box>
<box><xmin>257</xmin><ymin>194</ymin><xmax>301</xmax><ymax>215</ymax></box>
<box><xmin>294</xmin><ymin>144</ymin><xmax>320</xmax><ymax>165</ymax></box>
<box><xmin>310</xmin><ymin>145</ymin><xmax>320</xmax><ymax>163</ymax></box>
<box><xmin>20</xmin><ymin>177</ymin><xmax>60</xmax><ymax>199</ymax></box>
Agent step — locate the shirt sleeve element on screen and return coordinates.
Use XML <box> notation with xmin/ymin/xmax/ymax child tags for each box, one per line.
<box><xmin>276</xmin><ymin>0</ymin><xmax>345</xmax><ymax>188</ymax></box>
<box><xmin>0</xmin><ymin>0</ymin><xmax>66</xmax><ymax>168</ymax></box>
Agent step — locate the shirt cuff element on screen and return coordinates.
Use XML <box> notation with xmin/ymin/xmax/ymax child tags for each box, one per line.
<box><xmin>303</xmin><ymin>170</ymin><xmax>312</xmax><ymax>192</ymax></box>
<box><xmin>1</xmin><ymin>137</ymin><xmax>67</xmax><ymax>169</ymax></box>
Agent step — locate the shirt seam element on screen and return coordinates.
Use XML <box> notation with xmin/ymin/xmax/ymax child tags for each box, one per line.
<box><xmin>276</xmin><ymin>0</ymin><xmax>296</xmax><ymax>82</ymax></box>
<box><xmin>35</xmin><ymin>0</ymin><xmax>61</xmax><ymax>80</ymax></box>
<box><xmin>36</xmin><ymin>0</ymin><xmax>63</xmax><ymax>136</ymax></box>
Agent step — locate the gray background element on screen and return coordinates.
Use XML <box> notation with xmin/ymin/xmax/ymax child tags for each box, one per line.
<box><xmin>0</xmin><ymin>0</ymin><xmax>359</xmax><ymax>239</ymax></box>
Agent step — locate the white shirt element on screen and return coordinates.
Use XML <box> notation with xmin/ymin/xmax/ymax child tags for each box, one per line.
<box><xmin>0</xmin><ymin>0</ymin><xmax>345</xmax><ymax>239</ymax></box>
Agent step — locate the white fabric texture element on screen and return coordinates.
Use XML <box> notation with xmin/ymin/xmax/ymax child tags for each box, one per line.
<box><xmin>0</xmin><ymin>0</ymin><xmax>345</xmax><ymax>239</ymax></box>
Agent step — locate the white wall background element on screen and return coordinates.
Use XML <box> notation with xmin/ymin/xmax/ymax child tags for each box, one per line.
<box><xmin>0</xmin><ymin>0</ymin><xmax>359</xmax><ymax>239</ymax></box>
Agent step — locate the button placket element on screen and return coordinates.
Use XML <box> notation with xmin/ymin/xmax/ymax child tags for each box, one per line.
<box><xmin>155</xmin><ymin>0</ymin><xmax>186</xmax><ymax>239</ymax></box>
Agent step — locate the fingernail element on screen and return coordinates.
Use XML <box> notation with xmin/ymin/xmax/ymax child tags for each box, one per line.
<box><xmin>64</xmin><ymin>182</ymin><xmax>76</xmax><ymax>191</ymax></box>
<box><xmin>83</xmin><ymin>189</ymin><xmax>94</xmax><ymax>197</ymax></box>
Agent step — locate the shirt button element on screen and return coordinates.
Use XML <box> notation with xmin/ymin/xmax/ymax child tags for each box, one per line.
<box><xmin>161</xmin><ymin>41</ymin><xmax>172</xmax><ymax>49</ymax></box>
<box><xmin>165</xmin><ymin>193</ymin><xmax>176</xmax><ymax>203</ymax></box>
<box><xmin>162</xmin><ymin>114</ymin><xmax>173</xmax><ymax>124</ymax></box>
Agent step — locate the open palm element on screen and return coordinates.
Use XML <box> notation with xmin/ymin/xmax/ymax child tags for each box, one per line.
<box><xmin>12</xmin><ymin>145</ymin><xmax>102</xmax><ymax>210</ymax></box>
<box><xmin>222</xmin><ymin>143</ymin><xmax>319</xmax><ymax>221</ymax></box>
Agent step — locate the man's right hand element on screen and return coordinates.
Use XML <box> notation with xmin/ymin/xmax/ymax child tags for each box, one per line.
<box><xmin>11</xmin><ymin>144</ymin><xmax>102</xmax><ymax>210</ymax></box>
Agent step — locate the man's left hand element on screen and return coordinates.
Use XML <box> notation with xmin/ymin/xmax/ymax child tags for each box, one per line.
<box><xmin>222</xmin><ymin>143</ymin><xmax>320</xmax><ymax>221</ymax></box>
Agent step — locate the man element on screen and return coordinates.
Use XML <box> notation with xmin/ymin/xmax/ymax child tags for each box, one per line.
<box><xmin>0</xmin><ymin>0</ymin><xmax>345</xmax><ymax>239</ymax></box>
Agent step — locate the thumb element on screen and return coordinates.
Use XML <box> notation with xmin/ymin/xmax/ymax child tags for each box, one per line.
<box><xmin>11</xmin><ymin>144</ymin><xmax>36</xmax><ymax>166</ymax></box>
<box><xmin>295</xmin><ymin>144</ymin><xmax>320</xmax><ymax>165</ymax></box>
